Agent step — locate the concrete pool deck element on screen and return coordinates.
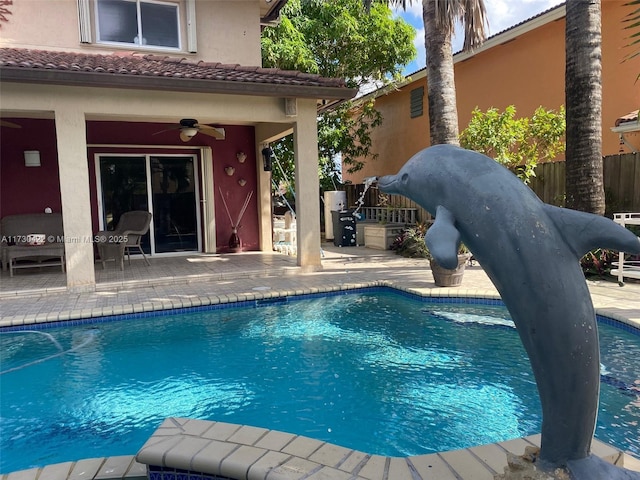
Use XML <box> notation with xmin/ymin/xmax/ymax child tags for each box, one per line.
<box><xmin>1</xmin><ymin>244</ymin><xmax>639</xmax><ymax>479</ymax></box>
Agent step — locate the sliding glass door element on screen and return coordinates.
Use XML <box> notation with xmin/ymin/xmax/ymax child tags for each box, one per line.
<box><xmin>97</xmin><ymin>154</ymin><xmax>200</xmax><ymax>255</ymax></box>
<box><xmin>150</xmin><ymin>156</ymin><xmax>198</xmax><ymax>253</ymax></box>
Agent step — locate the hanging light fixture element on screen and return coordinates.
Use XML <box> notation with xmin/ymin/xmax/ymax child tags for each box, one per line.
<box><xmin>261</xmin><ymin>147</ymin><xmax>273</xmax><ymax>172</ymax></box>
<box><xmin>181</xmin><ymin>127</ymin><xmax>198</xmax><ymax>138</ymax></box>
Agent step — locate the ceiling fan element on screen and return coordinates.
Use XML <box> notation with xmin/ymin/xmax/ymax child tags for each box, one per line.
<box><xmin>153</xmin><ymin>118</ymin><xmax>225</xmax><ymax>142</ymax></box>
<box><xmin>0</xmin><ymin>120</ymin><xmax>22</xmax><ymax>128</ymax></box>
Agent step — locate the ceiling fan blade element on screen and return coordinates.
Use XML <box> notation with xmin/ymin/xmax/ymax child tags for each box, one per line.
<box><xmin>197</xmin><ymin>125</ymin><xmax>226</xmax><ymax>140</ymax></box>
<box><xmin>152</xmin><ymin>125</ymin><xmax>182</xmax><ymax>136</ymax></box>
<box><xmin>0</xmin><ymin>120</ymin><xmax>21</xmax><ymax>128</ymax></box>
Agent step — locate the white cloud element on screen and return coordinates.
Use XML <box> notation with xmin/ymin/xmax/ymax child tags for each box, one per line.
<box><xmin>413</xmin><ymin>26</ymin><xmax>426</xmax><ymax>70</ymax></box>
<box><xmin>486</xmin><ymin>0</ymin><xmax>564</xmax><ymax>35</ymax></box>
<box><xmin>394</xmin><ymin>1</ymin><xmax>422</xmax><ymax>21</ymax></box>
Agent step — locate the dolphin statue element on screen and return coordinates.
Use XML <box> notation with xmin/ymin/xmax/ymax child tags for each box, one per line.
<box><xmin>377</xmin><ymin>144</ymin><xmax>640</xmax><ymax>479</ymax></box>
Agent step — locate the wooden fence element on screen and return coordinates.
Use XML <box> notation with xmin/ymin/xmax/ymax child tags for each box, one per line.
<box><xmin>344</xmin><ymin>152</ymin><xmax>640</xmax><ymax>219</ymax></box>
<box><xmin>345</xmin><ymin>184</ymin><xmax>432</xmax><ymax>225</ymax></box>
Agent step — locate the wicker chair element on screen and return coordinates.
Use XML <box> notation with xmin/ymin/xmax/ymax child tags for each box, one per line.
<box><xmin>97</xmin><ymin>211</ymin><xmax>152</xmax><ymax>269</ymax></box>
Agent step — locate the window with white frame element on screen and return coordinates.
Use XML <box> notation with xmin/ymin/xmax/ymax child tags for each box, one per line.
<box><xmin>96</xmin><ymin>0</ymin><xmax>180</xmax><ymax>49</ymax></box>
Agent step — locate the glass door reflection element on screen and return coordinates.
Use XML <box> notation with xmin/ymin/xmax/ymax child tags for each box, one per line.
<box><xmin>98</xmin><ymin>156</ymin><xmax>151</xmax><ymax>254</ymax></box>
<box><xmin>98</xmin><ymin>155</ymin><xmax>200</xmax><ymax>256</ymax></box>
<box><xmin>150</xmin><ymin>156</ymin><xmax>199</xmax><ymax>253</ymax></box>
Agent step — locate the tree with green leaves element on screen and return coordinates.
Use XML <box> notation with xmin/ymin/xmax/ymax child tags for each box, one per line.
<box><xmin>459</xmin><ymin>105</ymin><xmax>566</xmax><ymax>184</ymax></box>
<box><xmin>364</xmin><ymin>0</ymin><xmax>488</xmax><ymax>145</ymax></box>
<box><xmin>261</xmin><ymin>0</ymin><xmax>416</xmax><ymax>196</ymax></box>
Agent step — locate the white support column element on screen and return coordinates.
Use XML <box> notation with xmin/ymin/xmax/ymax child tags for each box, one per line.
<box><xmin>55</xmin><ymin>108</ymin><xmax>96</xmax><ymax>292</ymax></box>
<box><xmin>293</xmin><ymin>100</ymin><xmax>322</xmax><ymax>270</ymax></box>
<box><xmin>200</xmin><ymin>147</ymin><xmax>216</xmax><ymax>253</ymax></box>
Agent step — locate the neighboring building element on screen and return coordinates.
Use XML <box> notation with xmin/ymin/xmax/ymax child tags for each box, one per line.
<box><xmin>343</xmin><ymin>0</ymin><xmax>639</xmax><ymax>184</ymax></box>
<box><xmin>0</xmin><ymin>0</ymin><xmax>356</xmax><ymax>291</ymax></box>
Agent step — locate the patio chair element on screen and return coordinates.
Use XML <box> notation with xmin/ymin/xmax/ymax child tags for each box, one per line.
<box><xmin>97</xmin><ymin>211</ymin><xmax>152</xmax><ymax>269</ymax></box>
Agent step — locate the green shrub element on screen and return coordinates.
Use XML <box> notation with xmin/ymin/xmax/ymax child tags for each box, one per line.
<box><xmin>391</xmin><ymin>223</ymin><xmax>469</xmax><ymax>260</ymax></box>
<box><xmin>390</xmin><ymin>223</ymin><xmax>430</xmax><ymax>258</ymax></box>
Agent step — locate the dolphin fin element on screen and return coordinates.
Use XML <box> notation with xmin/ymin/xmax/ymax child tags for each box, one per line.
<box><xmin>425</xmin><ymin>205</ymin><xmax>462</xmax><ymax>269</ymax></box>
<box><xmin>544</xmin><ymin>204</ymin><xmax>640</xmax><ymax>258</ymax></box>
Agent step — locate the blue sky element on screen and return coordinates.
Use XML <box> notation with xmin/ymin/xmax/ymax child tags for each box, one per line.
<box><xmin>395</xmin><ymin>0</ymin><xmax>564</xmax><ymax>76</ymax></box>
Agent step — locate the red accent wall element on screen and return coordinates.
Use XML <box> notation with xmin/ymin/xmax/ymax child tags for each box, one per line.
<box><xmin>210</xmin><ymin>127</ymin><xmax>259</xmax><ymax>253</ymax></box>
<box><xmin>1</xmin><ymin>119</ymin><xmax>259</xmax><ymax>253</ymax></box>
<box><xmin>0</xmin><ymin>118</ymin><xmax>62</xmax><ymax>216</ymax></box>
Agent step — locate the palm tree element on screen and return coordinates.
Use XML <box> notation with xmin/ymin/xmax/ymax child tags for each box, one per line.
<box><xmin>565</xmin><ymin>0</ymin><xmax>605</xmax><ymax>215</ymax></box>
<box><xmin>364</xmin><ymin>0</ymin><xmax>488</xmax><ymax>145</ymax></box>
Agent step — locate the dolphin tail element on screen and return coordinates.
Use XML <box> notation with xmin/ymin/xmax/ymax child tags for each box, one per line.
<box><xmin>544</xmin><ymin>204</ymin><xmax>640</xmax><ymax>258</ymax></box>
<box><xmin>566</xmin><ymin>454</ymin><xmax>640</xmax><ymax>480</ymax></box>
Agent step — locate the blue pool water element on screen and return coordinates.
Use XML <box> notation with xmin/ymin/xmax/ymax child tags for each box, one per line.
<box><xmin>1</xmin><ymin>289</ymin><xmax>639</xmax><ymax>473</ymax></box>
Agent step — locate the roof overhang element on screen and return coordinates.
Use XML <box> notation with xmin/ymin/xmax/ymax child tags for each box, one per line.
<box><xmin>612</xmin><ymin>122</ymin><xmax>640</xmax><ymax>134</ymax></box>
<box><xmin>0</xmin><ymin>66</ymin><xmax>357</xmax><ymax>101</ymax></box>
<box><xmin>260</xmin><ymin>0</ymin><xmax>288</xmax><ymax>25</ymax></box>
<box><xmin>611</xmin><ymin>110</ymin><xmax>639</xmax><ymax>133</ymax></box>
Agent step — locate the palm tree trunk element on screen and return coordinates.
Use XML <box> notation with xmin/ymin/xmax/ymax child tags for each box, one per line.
<box><xmin>565</xmin><ymin>0</ymin><xmax>604</xmax><ymax>215</ymax></box>
<box><xmin>423</xmin><ymin>0</ymin><xmax>460</xmax><ymax>146</ymax></box>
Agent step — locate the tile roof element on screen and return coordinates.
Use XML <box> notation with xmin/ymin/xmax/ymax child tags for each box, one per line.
<box><xmin>615</xmin><ymin>110</ymin><xmax>639</xmax><ymax>127</ymax></box>
<box><xmin>0</xmin><ymin>48</ymin><xmax>356</xmax><ymax>99</ymax></box>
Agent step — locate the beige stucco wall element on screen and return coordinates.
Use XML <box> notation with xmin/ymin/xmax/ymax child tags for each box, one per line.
<box><xmin>0</xmin><ymin>0</ymin><xmax>262</xmax><ymax>66</ymax></box>
<box><xmin>345</xmin><ymin>0</ymin><xmax>639</xmax><ymax>184</ymax></box>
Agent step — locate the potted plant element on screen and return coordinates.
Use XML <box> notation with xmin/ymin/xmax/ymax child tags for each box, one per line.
<box><xmin>391</xmin><ymin>224</ymin><xmax>471</xmax><ymax>287</ymax></box>
<box><xmin>428</xmin><ymin>243</ymin><xmax>471</xmax><ymax>287</ymax></box>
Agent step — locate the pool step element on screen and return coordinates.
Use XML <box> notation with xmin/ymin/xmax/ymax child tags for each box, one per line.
<box><xmin>4</xmin><ymin>418</ymin><xmax>636</xmax><ymax>480</ymax></box>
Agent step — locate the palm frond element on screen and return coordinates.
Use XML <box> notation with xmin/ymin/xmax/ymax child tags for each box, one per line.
<box><xmin>623</xmin><ymin>0</ymin><xmax>640</xmax><ymax>60</ymax></box>
<box><xmin>432</xmin><ymin>0</ymin><xmax>488</xmax><ymax>50</ymax></box>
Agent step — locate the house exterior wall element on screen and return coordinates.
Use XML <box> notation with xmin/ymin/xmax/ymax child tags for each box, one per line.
<box><xmin>344</xmin><ymin>1</ymin><xmax>639</xmax><ymax>184</ymax></box>
<box><xmin>0</xmin><ymin>0</ymin><xmax>262</xmax><ymax>66</ymax></box>
<box><xmin>0</xmin><ymin>1</ymin><xmax>348</xmax><ymax>289</ymax></box>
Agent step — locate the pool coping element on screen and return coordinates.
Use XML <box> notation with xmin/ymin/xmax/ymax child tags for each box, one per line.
<box><xmin>3</xmin><ymin>282</ymin><xmax>640</xmax><ymax>479</ymax></box>
<box><xmin>3</xmin><ymin>420</ymin><xmax>637</xmax><ymax>480</ymax></box>
<box><xmin>1</xmin><ymin>280</ymin><xmax>639</xmax><ymax>333</ymax></box>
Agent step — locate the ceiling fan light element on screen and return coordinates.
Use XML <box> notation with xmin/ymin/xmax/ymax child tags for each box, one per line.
<box><xmin>182</xmin><ymin>127</ymin><xmax>198</xmax><ymax>138</ymax></box>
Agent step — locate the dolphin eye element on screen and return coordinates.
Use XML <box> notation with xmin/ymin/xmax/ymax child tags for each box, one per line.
<box><xmin>401</xmin><ymin>173</ymin><xmax>409</xmax><ymax>184</ymax></box>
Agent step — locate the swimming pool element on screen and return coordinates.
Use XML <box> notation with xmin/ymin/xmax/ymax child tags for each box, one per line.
<box><xmin>1</xmin><ymin>288</ymin><xmax>639</xmax><ymax>473</ymax></box>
